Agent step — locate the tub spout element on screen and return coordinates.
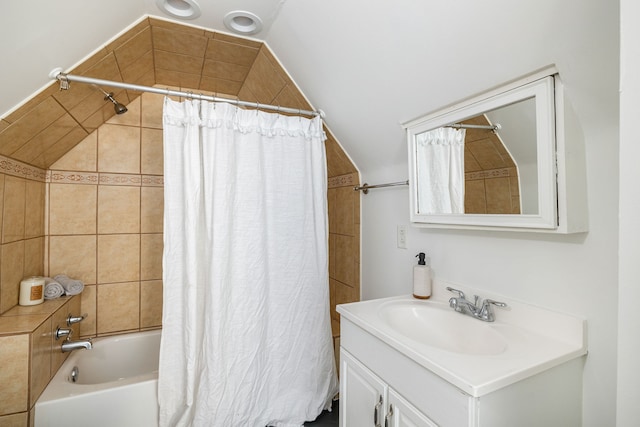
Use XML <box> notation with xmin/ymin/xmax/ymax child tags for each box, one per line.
<box><xmin>61</xmin><ymin>338</ymin><xmax>92</xmax><ymax>353</ymax></box>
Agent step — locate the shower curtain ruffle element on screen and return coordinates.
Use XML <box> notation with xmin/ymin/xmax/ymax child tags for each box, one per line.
<box><xmin>162</xmin><ymin>99</ymin><xmax>326</xmax><ymax>140</ymax></box>
<box><xmin>158</xmin><ymin>98</ymin><xmax>338</xmax><ymax>427</ymax></box>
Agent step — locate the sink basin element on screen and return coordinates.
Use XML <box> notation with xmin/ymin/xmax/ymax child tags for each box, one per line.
<box><xmin>378</xmin><ymin>300</ymin><xmax>508</xmax><ymax>355</ymax></box>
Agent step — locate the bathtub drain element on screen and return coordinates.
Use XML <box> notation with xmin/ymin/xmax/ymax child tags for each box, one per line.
<box><xmin>70</xmin><ymin>366</ymin><xmax>79</xmax><ymax>383</ymax></box>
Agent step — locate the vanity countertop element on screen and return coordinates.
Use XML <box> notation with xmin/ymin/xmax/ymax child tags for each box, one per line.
<box><xmin>337</xmin><ymin>282</ymin><xmax>587</xmax><ymax>397</ymax></box>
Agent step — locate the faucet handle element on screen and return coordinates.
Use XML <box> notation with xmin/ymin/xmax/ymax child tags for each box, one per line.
<box><xmin>446</xmin><ymin>287</ymin><xmax>465</xmax><ymax>299</ymax></box>
<box><xmin>483</xmin><ymin>299</ymin><xmax>507</xmax><ymax>310</ymax></box>
<box><xmin>479</xmin><ymin>299</ymin><xmax>508</xmax><ymax>321</ymax></box>
<box><xmin>67</xmin><ymin>313</ymin><xmax>88</xmax><ymax>326</ymax></box>
<box><xmin>55</xmin><ymin>326</ymin><xmax>73</xmax><ymax>340</ymax></box>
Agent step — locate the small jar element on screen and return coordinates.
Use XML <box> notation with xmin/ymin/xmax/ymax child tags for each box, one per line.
<box><xmin>19</xmin><ymin>276</ymin><xmax>45</xmax><ymax>306</ymax></box>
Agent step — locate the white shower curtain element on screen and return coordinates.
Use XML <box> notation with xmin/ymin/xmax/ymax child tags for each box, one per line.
<box><xmin>415</xmin><ymin>127</ymin><xmax>466</xmax><ymax>213</ymax></box>
<box><xmin>158</xmin><ymin>99</ymin><xmax>338</xmax><ymax>427</ymax></box>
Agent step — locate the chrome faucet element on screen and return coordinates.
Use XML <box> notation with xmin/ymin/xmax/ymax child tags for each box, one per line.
<box><xmin>446</xmin><ymin>287</ymin><xmax>507</xmax><ymax>322</ymax></box>
<box><xmin>60</xmin><ymin>338</ymin><xmax>92</xmax><ymax>352</ymax></box>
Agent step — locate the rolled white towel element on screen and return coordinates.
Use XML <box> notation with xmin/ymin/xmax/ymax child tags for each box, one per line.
<box><xmin>53</xmin><ymin>274</ymin><xmax>85</xmax><ymax>296</ymax></box>
<box><xmin>44</xmin><ymin>277</ymin><xmax>65</xmax><ymax>300</ymax></box>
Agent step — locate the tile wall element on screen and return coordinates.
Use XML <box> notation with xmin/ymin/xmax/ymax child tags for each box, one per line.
<box><xmin>47</xmin><ymin>93</ymin><xmax>164</xmax><ymax>338</ymax></box>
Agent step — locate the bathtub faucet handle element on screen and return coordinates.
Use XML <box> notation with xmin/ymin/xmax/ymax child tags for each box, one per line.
<box><xmin>55</xmin><ymin>326</ymin><xmax>73</xmax><ymax>340</ymax></box>
<box><xmin>67</xmin><ymin>313</ymin><xmax>88</xmax><ymax>326</ymax></box>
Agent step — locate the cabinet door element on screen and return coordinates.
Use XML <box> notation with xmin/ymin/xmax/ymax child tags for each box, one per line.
<box><xmin>388</xmin><ymin>388</ymin><xmax>439</xmax><ymax>427</ymax></box>
<box><xmin>340</xmin><ymin>350</ymin><xmax>387</xmax><ymax>427</ymax></box>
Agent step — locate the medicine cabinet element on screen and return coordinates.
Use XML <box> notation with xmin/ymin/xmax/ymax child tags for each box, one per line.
<box><xmin>403</xmin><ymin>68</ymin><xmax>587</xmax><ymax>233</ymax></box>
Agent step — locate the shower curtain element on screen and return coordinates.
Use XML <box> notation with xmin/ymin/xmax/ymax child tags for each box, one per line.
<box><xmin>415</xmin><ymin>127</ymin><xmax>466</xmax><ymax>213</ymax></box>
<box><xmin>158</xmin><ymin>99</ymin><xmax>338</xmax><ymax>427</ymax></box>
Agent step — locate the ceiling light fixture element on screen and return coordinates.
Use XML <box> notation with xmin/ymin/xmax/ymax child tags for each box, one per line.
<box><xmin>223</xmin><ymin>11</ymin><xmax>263</xmax><ymax>35</ymax></box>
<box><xmin>155</xmin><ymin>0</ymin><xmax>201</xmax><ymax>20</ymax></box>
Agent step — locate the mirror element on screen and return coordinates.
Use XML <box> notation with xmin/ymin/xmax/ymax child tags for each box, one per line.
<box><xmin>404</xmin><ymin>75</ymin><xmax>558</xmax><ymax>230</ymax></box>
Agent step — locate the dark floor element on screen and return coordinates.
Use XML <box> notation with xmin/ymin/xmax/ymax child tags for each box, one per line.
<box><xmin>304</xmin><ymin>400</ymin><xmax>339</xmax><ymax>426</ymax></box>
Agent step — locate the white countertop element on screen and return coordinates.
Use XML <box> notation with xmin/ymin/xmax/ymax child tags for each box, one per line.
<box><xmin>337</xmin><ymin>281</ymin><xmax>587</xmax><ymax>397</ymax></box>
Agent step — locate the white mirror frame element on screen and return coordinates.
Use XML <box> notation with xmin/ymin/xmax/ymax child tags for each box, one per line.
<box><xmin>403</xmin><ymin>69</ymin><xmax>586</xmax><ymax>232</ymax></box>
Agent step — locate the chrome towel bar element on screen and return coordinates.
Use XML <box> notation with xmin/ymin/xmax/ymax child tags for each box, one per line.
<box><xmin>354</xmin><ymin>180</ymin><xmax>409</xmax><ymax>194</ymax></box>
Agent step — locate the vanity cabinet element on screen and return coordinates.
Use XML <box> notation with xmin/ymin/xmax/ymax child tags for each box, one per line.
<box><xmin>339</xmin><ymin>315</ymin><xmax>584</xmax><ymax>427</ymax></box>
<box><xmin>341</xmin><ymin>349</ymin><xmax>437</xmax><ymax>426</ymax></box>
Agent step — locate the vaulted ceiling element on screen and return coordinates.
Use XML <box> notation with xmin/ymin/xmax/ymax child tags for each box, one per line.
<box><xmin>0</xmin><ymin>0</ymin><xmax>619</xmax><ymax>177</ymax></box>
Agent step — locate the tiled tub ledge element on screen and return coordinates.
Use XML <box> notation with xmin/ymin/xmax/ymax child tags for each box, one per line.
<box><xmin>0</xmin><ymin>295</ymin><xmax>81</xmax><ymax>425</ymax></box>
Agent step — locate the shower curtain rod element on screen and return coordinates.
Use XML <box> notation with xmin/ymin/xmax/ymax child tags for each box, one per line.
<box><xmin>48</xmin><ymin>68</ymin><xmax>324</xmax><ymax>118</ymax></box>
<box><xmin>446</xmin><ymin>123</ymin><xmax>501</xmax><ymax>131</ymax></box>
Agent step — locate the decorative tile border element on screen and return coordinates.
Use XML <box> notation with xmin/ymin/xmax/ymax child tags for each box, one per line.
<box><xmin>142</xmin><ymin>175</ymin><xmax>164</xmax><ymax>187</ymax></box>
<box><xmin>0</xmin><ymin>154</ymin><xmax>47</xmax><ymax>182</ymax></box>
<box><xmin>465</xmin><ymin>168</ymin><xmax>514</xmax><ymax>181</ymax></box>
<box><xmin>47</xmin><ymin>170</ymin><xmax>163</xmax><ymax>187</ymax></box>
<box><xmin>99</xmin><ymin>173</ymin><xmax>142</xmax><ymax>186</ymax></box>
<box><xmin>47</xmin><ymin>171</ymin><xmax>99</xmax><ymax>185</ymax></box>
<box><xmin>328</xmin><ymin>173</ymin><xmax>356</xmax><ymax>189</ymax></box>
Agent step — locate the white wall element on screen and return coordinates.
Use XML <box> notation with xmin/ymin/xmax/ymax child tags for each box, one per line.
<box><xmin>617</xmin><ymin>0</ymin><xmax>640</xmax><ymax>424</ymax></box>
<box><xmin>357</xmin><ymin>32</ymin><xmax>620</xmax><ymax>427</ymax></box>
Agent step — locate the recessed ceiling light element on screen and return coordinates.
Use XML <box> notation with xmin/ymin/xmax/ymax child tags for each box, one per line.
<box><xmin>223</xmin><ymin>11</ymin><xmax>263</xmax><ymax>35</ymax></box>
<box><xmin>155</xmin><ymin>0</ymin><xmax>201</xmax><ymax>20</ymax></box>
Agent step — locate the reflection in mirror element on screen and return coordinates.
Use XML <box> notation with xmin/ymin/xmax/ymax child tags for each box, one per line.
<box><xmin>415</xmin><ymin>97</ymin><xmax>537</xmax><ymax>215</ymax></box>
<box><xmin>405</xmin><ymin>74</ymin><xmax>559</xmax><ymax>230</ymax></box>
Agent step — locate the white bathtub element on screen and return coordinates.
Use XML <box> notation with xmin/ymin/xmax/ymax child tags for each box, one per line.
<box><xmin>35</xmin><ymin>330</ymin><xmax>161</xmax><ymax>427</ymax></box>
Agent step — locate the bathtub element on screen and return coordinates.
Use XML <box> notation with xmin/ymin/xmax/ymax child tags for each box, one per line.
<box><xmin>35</xmin><ymin>330</ymin><xmax>161</xmax><ymax>427</ymax></box>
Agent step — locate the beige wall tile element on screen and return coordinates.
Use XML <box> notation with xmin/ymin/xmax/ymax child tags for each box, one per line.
<box><xmin>0</xmin><ymin>412</ymin><xmax>28</xmax><ymax>426</ymax></box>
<box><xmin>328</xmin><ymin>233</ymin><xmax>336</xmax><ymax>278</ymax></box>
<box><xmin>30</xmin><ymin>318</ymin><xmax>51</xmax><ymax>407</ymax></box>
<box><xmin>1</xmin><ymin>240</ymin><xmax>25</xmax><ymax>314</ymax></box>
<box><xmin>50</xmin><ymin>131</ymin><xmax>98</xmax><ymax>172</ymax></box>
<box><xmin>97</xmin><ymin>281</ymin><xmax>140</xmax><ymax>334</ymax></box>
<box><xmin>205</xmin><ymin>39</ymin><xmax>260</xmax><ymax>67</ymax></box>
<box><xmin>48</xmin><ymin>184</ymin><xmax>97</xmax><ymax>235</ymax></box>
<box><xmin>25</xmin><ymin>180</ymin><xmax>45</xmax><ymax>238</ymax></box>
<box><xmin>48</xmin><ymin>235</ymin><xmax>97</xmax><ymax>284</ymax></box>
<box><xmin>140</xmin><ymin>233</ymin><xmax>163</xmax><ymax>281</ymax></box>
<box><xmin>329</xmin><ymin>278</ymin><xmax>338</xmax><ymax>320</ymax></box>
<box><xmin>0</xmin><ymin>98</ymin><xmax>66</xmax><ymax>156</ymax></box>
<box><xmin>141</xmin><ymin>92</ymin><xmax>164</xmax><ymax>129</ymax></box>
<box><xmin>0</xmin><ymin>334</ymin><xmax>29</xmax><ymax>414</ymax></box>
<box><xmin>79</xmin><ymin>285</ymin><xmax>97</xmax><ymax>337</ymax></box>
<box><xmin>0</xmin><ymin>175</ymin><xmax>6</xmax><ymax>243</ymax></box>
<box><xmin>241</xmin><ymin>51</ymin><xmax>286</xmax><ymax>104</ymax></box>
<box><xmin>335</xmin><ymin>280</ymin><xmax>357</xmax><ymax>307</ymax></box>
<box><xmin>24</xmin><ymin>237</ymin><xmax>44</xmax><ymax>278</ymax></box>
<box><xmin>155</xmin><ymin>50</ymin><xmax>204</xmax><ymax>75</ymax></box>
<box><xmin>141</xmin><ymin>128</ymin><xmax>163</xmax><ymax>175</ymax></box>
<box><xmin>97</xmin><ymin>234</ymin><xmax>140</xmax><ymax>284</ymax></box>
<box><xmin>121</xmin><ymin>51</ymin><xmax>155</xmax><ymax>83</ymax></box>
<box><xmin>141</xmin><ymin>186</ymin><xmax>164</xmax><ymax>233</ymax></box>
<box><xmin>2</xmin><ymin>176</ymin><xmax>26</xmax><ymax>243</ymax></box>
<box><xmin>152</xmin><ymin>26</ymin><xmax>208</xmax><ymax>57</ymax></box>
<box><xmin>98</xmin><ymin>186</ymin><xmax>140</xmax><ymax>234</ymax></box>
<box><xmin>334</xmin><ymin>186</ymin><xmax>355</xmax><ymax>237</ymax></box>
<box><xmin>154</xmin><ymin>68</ymin><xmax>201</xmax><ymax>90</ymax></box>
<box><xmin>113</xmin><ymin>26</ymin><xmax>152</xmax><ymax>70</ymax></box>
<box><xmin>140</xmin><ymin>280</ymin><xmax>163</xmax><ymax>328</ymax></box>
<box><xmin>334</xmin><ymin>234</ymin><xmax>355</xmax><ymax>287</ymax></box>
<box><xmin>97</xmin><ymin>124</ymin><xmax>140</xmax><ymax>174</ymax></box>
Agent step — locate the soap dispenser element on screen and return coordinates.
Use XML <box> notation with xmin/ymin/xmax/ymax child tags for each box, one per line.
<box><xmin>413</xmin><ymin>252</ymin><xmax>432</xmax><ymax>299</ymax></box>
